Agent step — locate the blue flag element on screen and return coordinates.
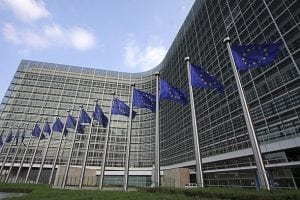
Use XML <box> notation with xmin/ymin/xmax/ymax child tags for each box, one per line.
<box><xmin>0</xmin><ymin>134</ymin><xmax>3</xmax><ymax>146</ymax></box>
<box><xmin>93</xmin><ymin>103</ymin><xmax>108</xmax><ymax>128</ymax></box>
<box><xmin>190</xmin><ymin>64</ymin><xmax>225</xmax><ymax>93</ymax></box>
<box><xmin>112</xmin><ymin>98</ymin><xmax>136</xmax><ymax>119</ymax></box>
<box><xmin>43</xmin><ymin>121</ymin><xmax>51</xmax><ymax>136</ymax></box>
<box><xmin>66</xmin><ymin>114</ymin><xmax>76</xmax><ymax>129</ymax></box>
<box><xmin>32</xmin><ymin>124</ymin><xmax>41</xmax><ymax>137</ymax></box>
<box><xmin>66</xmin><ymin>113</ymin><xmax>84</xmax><ymax>134</ymax></box>
<box><xmin>52</xmin><ymin>118</ymin><xmax>68</xmax><ymax>135</ymax></box>
<box><xmin>21</xmin><ymin>129</ymin><xmax>26</xmax><ymax>143</ymax></box>
<box><xmin>231</xmin><ymin>42</ymin><xmax>281</xmax><ymax>71</ymax></box>
<box><xmin>5</xmin><ymin>130</ymin><xmax>13</xmax><ymax>143</ymax></box>
<box><xmin>79</xmin><ymin>109</ymin><xmax>91</xmax><ymax>124</ymax></box>
<box><xmin>160</xmin><ymin>79</ymin><xmax>188</xmax><ymax>105</ymax></box>
<box><xmin>15</xmin><ymin>130</ymin><xmax>20</xmax><ymax>145</ymax></box>
<box><xmin>133</xmin><ymin>89</ymin><xmax>156</xmax><ymax>112</ymax></box>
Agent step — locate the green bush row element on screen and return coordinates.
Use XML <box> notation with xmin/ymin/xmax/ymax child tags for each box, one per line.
<box><xmin>137</xmin><ymin>187</ymin><xmax>300</xmax><ymax>200</ymax></box>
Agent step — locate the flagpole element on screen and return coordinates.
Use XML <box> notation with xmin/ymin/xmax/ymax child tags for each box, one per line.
<box><xmin>14</xmin><ymin>122</ymin><xmax>35</xmax><ymax>183</ymax></box>
<box><xmin>99</xmin><ymin>92</ymin><xmax>115</xmax><ymax>190</ymax></box>
<box><xmin>154</xmin><ymin>72</ymin><xmax>160</xmax><ymax>187</ymax></box>
<box><xmin>25</xmin><ymin>118</ymin><xmax>47</xmax><ymax>183</ymax></box>
<box><xmin>62</xmin><ymin>106</ymin><xmax>83</xmax><ymax>188</ymax></box>
<box><xmin>0</xmin><ymin>127</ymin><xmax>18</xmax><ymax>180</ymax></box>
<box><xmin>79</xmin><ymin>100</ymin><xmax>97</xmax><ymax>188</ymax></box>
<box><xmin>123</xmin><ymin>84</ymin><xmax>135</xmax><ymax>191</ymax></box>
<box><xmin>48</xmin><ymin>111</ymin><xmax>68</xmax><ymax>185</ymax></box>
<box><xmin>0</xmin><ymin>129</ymin><xmax>5</xmax><ymax>154</ymax></box>
<box><xmin>185</xmin><ymin>57</ymin><xmax>204</xmax><ymax>187</ymax></box>
<box><xmin>5</xmin><ymin>123</ymin><xmax>29</xmax><ymax>183</ymax></box>
<box><xmin>223</xmin><ymin>37</ymin><xmax>270</xmax><ymax>190</ymax></box>
<box><xmin>36</xmin><ymin>116</ymin><xmax>56</xmax><ymax>184</ymax></box>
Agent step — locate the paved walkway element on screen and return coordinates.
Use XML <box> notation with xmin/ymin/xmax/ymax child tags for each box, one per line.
<box><xmin>0</xmin><ymin>192</ymin><xmax>24</xmax><ymax>199</ymax></box>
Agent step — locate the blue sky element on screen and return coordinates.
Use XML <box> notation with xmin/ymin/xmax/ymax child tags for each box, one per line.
<box><xmin>0</xmin><ymin>0</ymin><xmax>194</xmax><ymax>101</ymax></box>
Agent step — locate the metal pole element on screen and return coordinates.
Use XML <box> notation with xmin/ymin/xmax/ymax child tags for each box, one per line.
<box><xmin>155</xmin><ymin>72</ymin><xmax>160</xmax><ymax>187</ymax></box>
<box><xmin>36</xmin><ymin>116</ymin><xmax>56</xmax><ymax>184</ymax></box>
<box><xmin>223</xmin><ymin>37</ymin><xmax>270</xmax><ymax>190</ymax></box>
<box><xmin>185</xmin><ymin>57</ymin><xmax>204</xmax><ymax>187</ymax></box>
<box><xmin>49</xmin><ymin>112</ymin><xmax>68</xmax><ymax>185</ymax></box>
<box><xmin>0</xmin><ymin>127</ymin><xmax>18</xmax><ymax>180</ymax></box>
<box><xmin>99</xmin><ymin>92</ymin><xmax>114</xmax><ymax>190</ymax></box>
<box><xmin>79</xmin><ymin>100</ymin><xmax>97</xmax><ymax>188</ymax></box>
<box><xmin>14</xmin><ymin>123</ymin><xmax>35</xmax><ymax>183</ymax></box>
<box><xmin>62</xmin><ymin>106</ymin><xmax>83</xmax><ymax>188</ymax></box>
<box><xmin>25</xmin><ymin>118</ymin><xmax>48</xmax><ymax>183</ymax></box>
<box><xmin>123</xmin><ymin>84</ymin><xmax>135</xmax><ymax>191</ymax></box>
<box><xmin>5</xmin><ymin>124</ymin><xmax>29</xmax><ymax>183</ymax></box>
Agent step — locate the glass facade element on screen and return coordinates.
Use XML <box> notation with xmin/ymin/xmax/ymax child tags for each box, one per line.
<box><xmin>0</xmin><ymin>0</ymin><xmax>299</xmax><ymax>188</ymax></box>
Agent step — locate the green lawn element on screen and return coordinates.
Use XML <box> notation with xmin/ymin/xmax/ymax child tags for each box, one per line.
<box><xmin>0</xmin><ymin>183</ymin><xmax>299</xmax><ymax>200</ymax></box>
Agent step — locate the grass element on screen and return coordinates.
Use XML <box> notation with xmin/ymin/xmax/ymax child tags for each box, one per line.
<box><xmin>0</xmin><ymin>183</ymin><xmax>299</xmax><ymax>200</ymax></box>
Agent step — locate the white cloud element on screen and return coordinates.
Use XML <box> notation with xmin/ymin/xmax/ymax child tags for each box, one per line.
<box><xmin>124</xmin><ymin>37</ymin><xmax>167</xmax><ymax>71</ymax></box>
<box><xmin>2</xmin><ymin>23</ymin><xmax>97</xmax><ymax>51</ymax></box>
<box><xmin>69</xmin><ymin>27</ymin><xmax>96</xmax><ymax>51</ymax></box>
<box><xmin>1</xmin><ymin>0</ymin><xmax>50</xmax><ymax>22</ymax></box>
<box><xmin>3</xmin><ymin>23</ymin><xmax>19</xmax><ymax>44</ymax></box>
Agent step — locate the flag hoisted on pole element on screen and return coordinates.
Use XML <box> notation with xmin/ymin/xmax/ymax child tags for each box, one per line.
<box><xmin>0</xmin><ymin>127</ymin><xmax>17</xmax><ymax>177</ymax></box>
<box><xmin>123</xmin><ymin>84</ymin><xmax>135</xmax><ymax>191</ymax></box>
<box><xmin>5</xmin><ymin>124</ymin><xmax>29</xmax><ymax>183</ymax></box>
<box><xmin>132</xmin><ymin>88</ymin><xmax>156</xmax><ymax>112</ymax></box>
<box><xmin>62</xmin><ymin>106</ymin><xmax>84</xmax><ymax>188</ymax></box>
<box><xmin>36</xmin><ymin>116</ymin><xmax>57</xmax><ymax>184</ymax></box>
<box><xmin>160</xmin><ymin>79</ymin><xmax>188</xmax><ymax>105</ymax></box>
<box><xmin>155</xmin><ymin>73</ymin><xmax>160</xmax><ymax>187</ymax></box>
<box><xmin>14</xmin><ymin>122</ymin><xmax>36</xmax><ymax>183</ymax></box>
<box><xmin>230</xmin><ymin>42</ymin><xmax>281</xmax><ymax>71</ymax></box>
<box><xmin>25</xmin><ymin>119</ymin><xmax>47</xmax><ymax>183</ymax></box>
<box><xmin>0</xmin><ymin>129</ymin><xmax>4</xmax><ymax>153</ymax></box>
<box><xmin>79</xmin><ymin>100</ymin><xmax>98</xmax><ymax>188</ymax></box>
<box><xmin>185</xmin><ymin>57</ymin><xmax>204</xmax><ymax>188</ymax></box>
<box><xmin>48</xmin><ymin>113</ymin><xmax>69</xmax><ymax>185</ymax></box>
<box><xmin>223</xmin><ymin>37</ymin><xmax>270</xmax><ymax>190</ymax></box>
<box><xmin>99</xmin><ymin>92</ymin><xmax>115</xmax><ymax>190</ymax></box>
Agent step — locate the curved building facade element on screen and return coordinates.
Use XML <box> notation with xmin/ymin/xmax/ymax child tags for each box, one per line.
<box><xmin>0</xmin><ymin>0</ymin><xmax>299</xmax><ymax>188</ymax></box>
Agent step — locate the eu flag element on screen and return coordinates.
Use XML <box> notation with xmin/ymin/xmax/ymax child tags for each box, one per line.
<box><xmin>160</xmin><ymin>79</ymin><xmax>188</xmax><ymax>105</ymax></box>
<box><xmin>112</xmin><ymin>98</ymin><xmax>136</xmax><ymax>119</ymax></box>
<box><xmin>93</xmin><ymin>103</ymin><xmax>108</xmax><ymax>128</ymax></box>
<box><xmin>66</xmin><ymin>114</ymin><xmax>84</xmax><ymax>134</ymax></box>
<box><xmin>15</xmin><ymin>130</ymin><xmax>20</xmax><ymax>145</ymax></box>
<box><xmin>133</xmin><ymin>89</ymin><xmax>156</xmax><ymax>112</ymax></box>
<box><xmin>21</xmin><ymin>129</ymin><xmax>26</xmax><ymax>143</ymax></box>
<box><xmin>0</xmin><ymin>134</ymin><xmax>3</xmax><ymax>146</ymax></box>
<box><xmin>52</xmin><ymin>118</ymin><xmax>68</xmax><ymax>135</ymax></box>
<box><xmin>190</xmin><ymin>64</ymin><xmax>225</xmax><ymax>93</ymax></box>
<box><xmin>43</xmin><ymin>121</ymin><xmax>51</xmax><ymax>136</ymax></box>
<box><xmin>32</xmin><ymin>124</ymin><xmax>41</xmax><ymax>137</ymax></box>
<box><xmin>79</xmin><ymin>109</ymin><xmax>91</xmax><ymax>124</ymax></box>
<box><xmin>231</xmin><ymin>42</ymin><xmax>281</xmax><ymax>71</ymax></box>
<box><xmin>5</xmin><ymin>130</ymin><xmax>13</xmax><ymax>143</ymax></box>
<box><xmin>66</xmin><ymin>114</ymin><xmax>76</xmax><ymax>129</ymax></box>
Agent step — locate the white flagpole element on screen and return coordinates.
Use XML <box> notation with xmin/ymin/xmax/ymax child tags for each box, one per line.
<box><xmin>154</xmin><ymin>72</ymin><xmax>160</xmax><ymax>187</ymax></box>
<box><xmin>0</xmin><ymin>129</ymin><xmax>5</xmax><ymax>154</ymax></box>
<box><xmin>62</xmin><ymin>106</ymin><xmax>83</xmax><ymax>188</ymax></box>
<box><xmin>0</xmin><ymin>127</ymin><xmax>18</xmax><ymax>180</ymax></box>
<box><xmin>5</xmin><ymin>123</ymin><xmax>29</xmax><ymax>183</ymax></box>
<box><xmin>14</xmin><ymin>123</ymin><xmax>35</xmax><ymax>183</ymax></box>
<box><xmin>99</xmin><ymin>92</ymin><xmax>115</xmax><ymax>190</ymax></box>
<box><xmin>79</xmin><ymin>100</ymin><xmax>97</xmax><ymax>188</ymax></box>
<box><xmin>223</xmin><ymin>37</ymin><xmax>270</xmax><ymax>190</ymax></box>
<box><xmin>185</xmin><ymin>57</ymin><xmax>204</xmax><ymax>187</ymax></box>
<box><xmin>123</xmin><ymin>84</ymin><xmax>135</xmax><ymax>191</ymax></box>
<box><xmin>25</xmin><ymin>118</ymin><xmax>48</xmax><ymax>183</ymax></box>
<box><xmin>36</xmin><ymin>116</ymin><xmax>56</xmax><ymax>184</ymax></box>
<box><xmin>48</xmin><ymin>111</ymin><xmax>68</xmax><ymax>185</ymax></box>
